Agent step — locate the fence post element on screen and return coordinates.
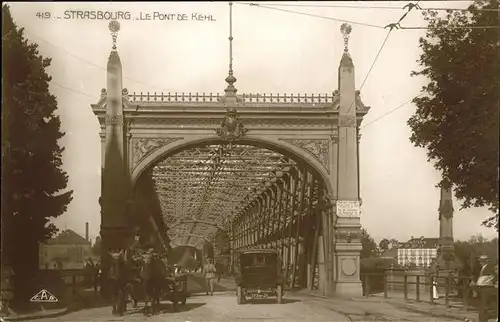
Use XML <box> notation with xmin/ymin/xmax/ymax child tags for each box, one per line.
<box><xmin>445</xmin><ymin>272</ymin><xmax>451</xmax><ymax>308</ymax></box>
<box><xmin>383</xmin><ymin>271</ymin><xmax>388</xmax><ymax>298</ymax></box>
<box><xmin>416</xmin><ymin>275</ymin><xmax>420</xmax><ymax>302</ymax></box>
<box><xmin>404</xmin><ymin>273</ymin><xmax>408</xmax><ymax>300</ymax></box>
<box><xmin>390</xmin><ymin>264</ymin><xmax>394</xmax><ymax>292</ymax></box>
<box><xmin>364</xmin><ymin>275</ymin><xmax>370</xmax><ymax>297</ymax></box>
<box><xmin>429</xmin><ymin>275</ymin><xmax>434</xmax><ymax>304</ymax></box>
<box><xmin>72</xmin><ymin>274</ymin><xmax>76</xmax><ymax>298</ymax></box>
<box><xmin>462</xmin><ymin>277</ymin><xmax>469</xmax><ymax>312</ymax></box>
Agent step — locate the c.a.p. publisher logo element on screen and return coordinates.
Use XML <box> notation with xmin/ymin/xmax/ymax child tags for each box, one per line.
<box><xmin>30</xmin><ymin>289</ymin><xmax>59</xmax><ymax>303</ymax></box>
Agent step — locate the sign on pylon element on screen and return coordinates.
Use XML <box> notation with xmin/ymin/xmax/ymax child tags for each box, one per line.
<box><xmin>30</xmin><ymin>289</ymin><xmax>59</xmax><ymax>303</ymax></box>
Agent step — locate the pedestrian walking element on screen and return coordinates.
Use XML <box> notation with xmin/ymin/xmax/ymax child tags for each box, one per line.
<box><xmin>475</xmin><ymin>255</ymin><xmax>497</xmax><ymax>322</ymax></box>
<box><xmin>202</xmin><ymin>258</ymin><xmax>216</xmax><ymax>296</ymax></box>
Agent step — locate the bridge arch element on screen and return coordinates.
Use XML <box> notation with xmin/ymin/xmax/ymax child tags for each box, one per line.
<box><xmin>131</xmin><ymin>135</ymin><xmax>333</xmax><ymax>197</ymax></box>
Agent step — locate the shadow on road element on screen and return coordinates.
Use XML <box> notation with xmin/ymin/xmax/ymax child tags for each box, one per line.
<box><xmin>242</xmin><ymin>298</ymin><xmax>300</xmax><ymax>305</ymax></box>
<box><xmin>168</xmin><ymin>302</ymin><xmax>206</xmax><ymax>313</ymax></box>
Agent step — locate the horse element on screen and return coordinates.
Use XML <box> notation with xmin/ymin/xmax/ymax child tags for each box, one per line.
<box><xmin>139</xmin><ymin>252</ymin><xmax>165</xmax><ymax>316</ymax></box>
<box><xmin>107</xmin><ymin>249</ymin><xmax>128</xmax><ymax>316</ymax></box>
<box><xmin>125</xmin><ymin>255</ymin><xmax>144</xmax><ymax>308</ymax></box>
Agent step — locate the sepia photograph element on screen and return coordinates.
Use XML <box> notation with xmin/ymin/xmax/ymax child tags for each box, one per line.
<box><xmin>1</xmin><ymin>1</ymin><xmax>498</xmax><ymax>321</ymax></box>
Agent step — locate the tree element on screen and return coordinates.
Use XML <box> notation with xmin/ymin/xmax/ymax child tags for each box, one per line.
<box><xmin>389</xmin><ymin>239</ymin><xmax>399</xmax><ymax>249</ymax></box>
<box><xmin>2</xmin><ymin>5</ymin><xmax>73</xmax><ymax>308</ymax></box>
<box><xmin>379</xmin><ymin>238</ymin><xmax>390</xmax><ymax>252</ymax></box>
<box><xmin>454</xmin><ymin>235</ymin><xmax>498</xmax><ymax>276</ymax></box>
<box><xmin>407</xmin><ymin>0</ymin><xmax>500</xmax><ymax>230</ymax></box>
<box><xmin>360</xmin><ymin>228</ymin><xmax>379</xmax><ymax>259</ymax></box>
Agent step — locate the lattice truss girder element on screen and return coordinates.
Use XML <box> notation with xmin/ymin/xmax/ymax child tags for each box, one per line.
<box><xmin>150</xmin><ymin>144</ymin><xmax>297</xmax><ymax>247</ymax></box>
<box><xmin>232</xmin><ymin>168</ymin><xmax>321</xmax><ymax>249</ymax></box>
<box><xmin>229</xmin><ymin>168</ymin><xmax>324</xmax><ymax>290</ymax></box>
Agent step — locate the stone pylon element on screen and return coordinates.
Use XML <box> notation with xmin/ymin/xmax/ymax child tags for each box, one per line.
<box><xmin>100</xmin><ymin>21</ymin><xmax>132</xmax><ymax>259</ymax></box>
<box><xmin>333</xmin><ymin>23</ymin><xmax>363</xmax><ymax>298</ymax></box>
<box><xmin>438</xmin><ymin>180</ymin><xmax>455</xmax><ymax>268</ymax></box>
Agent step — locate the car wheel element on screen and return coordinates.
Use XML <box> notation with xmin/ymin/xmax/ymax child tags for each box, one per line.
<box><xmin>237</xmin><ymin>286</ymin><xmax>243</xmax><ymax>305</ymax></box>
<box><xmin>276</xmin><ymin>285</ymin><xmax>283</xmax><ymax>304</ymax></box>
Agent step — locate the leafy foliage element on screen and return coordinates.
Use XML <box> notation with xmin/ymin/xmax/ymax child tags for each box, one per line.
<box><xmin>454</xmin><ymin>234</ymin><xmax>498</xmax><ymax>276</ymax></box>
<box><xmin>2</xmin><ymin>4</ymin><xmax>73</xmax><ymax>306</ymax></box>
<box><xmin>408</xmin><ymin>0</ymin><xmax>500</xmax><ymax>230</ymax></box>
<box><xmin>360</xmin><ymin>228</ymin><xmax>379</xmax><ymax>259</ymax></box>
<box><xmin>378</xmin><ymin>238</ymin><xmax>390</xmax><ymax>252</ymax></box>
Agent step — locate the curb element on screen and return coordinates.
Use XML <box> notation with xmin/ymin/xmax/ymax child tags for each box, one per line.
<box><xmin>1</xmin><ymin>307</ymin><xmax>71</xmax><ymax>321</ymax></box>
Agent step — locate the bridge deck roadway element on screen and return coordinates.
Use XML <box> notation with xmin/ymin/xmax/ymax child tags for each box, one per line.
<box><xmin>32</xmin><ymin>275</ymin><xmax>462</xmax><ymax>322</ymax></box>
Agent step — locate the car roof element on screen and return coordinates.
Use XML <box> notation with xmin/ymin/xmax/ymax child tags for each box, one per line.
<box><xmin>240</xmin><ymin>248</ymin><xmax>279</xmax><ymax>255</ymax></box>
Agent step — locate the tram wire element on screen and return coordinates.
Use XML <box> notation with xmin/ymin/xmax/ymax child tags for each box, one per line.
<box><xmin>340</xmin><ymin>0</ymin><xmax>417</xmax><ymax>117</ymax></box>
<box><xmin>235</xmin><ymin>2</ymin><xmax>385</xmax><ymax>29</ymax></box>
<box><xmin>29</xmin><ymin>33</ymin><xmax>175</xmax><ymax>94</ymax></box>
<box><xmin>33</xmin><ymin>0</ymin><xmax>498</xmax><ymax>106</ymax></box>
<box><xmin>30</xmin><ymin>0</ymin><xmax>452</xmax><ymax>138</ymax></box>
<box><xmin>240</xmin><ymin>2</ymin><xmax>500</xmax><ymax>12</ymax></box>
<box><xmin>50</xmin><ymin>81</ymin><xmax>100</xmax><ymax>101</ymax></box>
<box><xmin>237</xmin><ymin>2</ymin><xmax>500</xmax><ymax>30</ymax></box>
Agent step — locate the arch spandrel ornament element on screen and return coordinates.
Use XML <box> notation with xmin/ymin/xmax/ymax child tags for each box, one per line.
<box><xmin>280</xmin><ymin>139</ymin><xmax>330</xmax><ymax>172</ymax></box>
<box><xmin>131</xmin><ymin>138</ymin><xmax>183</xmax><ymax>168</ymax></box>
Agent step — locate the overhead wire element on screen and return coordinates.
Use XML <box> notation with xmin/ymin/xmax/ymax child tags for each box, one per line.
<box><xmin>30</xmin><ymin>33</ymin><xmax>174</xmax><ymax>93</ymax></box>
<box><xmin>401</xmin><ymin>25</ymin><xmax>500</xmax><ymax>30</ymax></box>
<box><xmin>50</xmin><ymin>81</ymin><xmax>100</xmax><ymax>100</ymax></box>
<box><xmin>361</xmin><ymin>91</ymin><xmax>425</xmax><ymax>130</ymax></box>
<box><xmin>340</xmin><ymin>0</ymin><xmax>421</xmax><ymax>141</ymax></box>
<box><xmin>342</xmin><ymin>0</ymin><xmax>422</xmax><ymax>116</ymax></box>
<box><xmin>243</xmin><ymin>2</ymin><xmax>500</xmax><ymax>12</ymax></box>
<box><xmin>237</xmin><ymin>1</ymin><xmax>500</xmax><ymax>30</ymax></box>
<box><xmin>234</xmin><ymin>2</ymin><xmax>385</xmax><ymax>29</ymax></box>
<box><xmin>30</xmin><ymin>1</ymin><xmax>435</xmax><ymax>139</ymax></box>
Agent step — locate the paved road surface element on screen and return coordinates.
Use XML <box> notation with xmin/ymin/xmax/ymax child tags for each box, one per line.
<box><xmin>33</xmin><ymin>294</ymin><xmax>461</xmax><ymax>322</ymax></box>
<box><xmin>32</xmin><ymin>275</ymin><xmax>462</xmax><ymax>322</ymax></box>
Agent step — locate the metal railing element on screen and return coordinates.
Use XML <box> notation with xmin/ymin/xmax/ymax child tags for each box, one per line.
<box><xmin>38</xmin><ymin>268</ymin><xmax>100</xmax><ymax>304</ymax></box>
<box><xmin>361</xmin><ymin>269</ymin><xmax>498</xmax><ymax>321</ymax></box>
<box><xmin>128</xmin><ymin>92</ymin><xmax>338</xmax><ymax>104</ymax></box>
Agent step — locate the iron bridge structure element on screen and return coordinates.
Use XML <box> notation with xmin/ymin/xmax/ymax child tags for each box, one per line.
<box><xmin>94</xmin><ymin>16</ymin><xmax>370</xmax><ymax>297</ymax></box>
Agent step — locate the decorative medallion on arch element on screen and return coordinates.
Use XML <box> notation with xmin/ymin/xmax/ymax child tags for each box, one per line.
<box><xmin>280</xmin><ymin>139</ymin><xmax>330</xmax><ymax>172</ymax></box>
<box><xmin>214</xmin><ymin>107</ymin><xmax>249</xmax><ymax>143</ymax></box>
<box><xmin>131</xmin><ymin>138</ymin><xmax>183</xmax><ymax>168</ymax></box>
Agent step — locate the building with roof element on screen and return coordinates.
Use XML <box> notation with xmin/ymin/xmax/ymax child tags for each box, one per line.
<box><xmin>396</xmin><ymin>236</ymin><xmax>439</xmax><ymax>268</ymax></box>
<box><xmin>39</xmin><ymin>229</ymin><xmax>93</xmax><ymax>269</ymax></box>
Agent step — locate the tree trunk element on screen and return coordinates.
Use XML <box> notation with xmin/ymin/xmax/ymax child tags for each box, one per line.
<box><xmin>12</xmin><ymin>237</ymin><xmax>39</xmax><ymax>310</ymax></box>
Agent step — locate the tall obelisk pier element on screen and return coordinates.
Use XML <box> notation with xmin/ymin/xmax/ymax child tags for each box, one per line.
<box><xmin>100</xmin><ymin>21</ymin><xmax>132</xmax><ymax>265</ymax></box>
<box><xmin>333</xmin><ymin>23</ymin><xmax>363</xmax><ymax>297</ymax></box>
<box><xmin>438</xmin><ymin>180</ymin><xmax>455</xmax><ymax>269</ymax></box>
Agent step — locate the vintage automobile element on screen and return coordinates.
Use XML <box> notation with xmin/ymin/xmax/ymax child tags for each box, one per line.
<box><xmin>234</xmin><ymin>249</ymin><xmax>284</xmax><ymax>304</ymax></box>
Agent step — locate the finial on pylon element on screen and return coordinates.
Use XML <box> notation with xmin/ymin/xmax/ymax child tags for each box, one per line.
<box><xmin>109</xmin><ymin>20</ymin><xmax>120</xmax><ymax>51</ymax></box>
<box><xmin>340</xmin><ymin>23</ymin><xmax>352</xmax><ymax>53</ymax></box>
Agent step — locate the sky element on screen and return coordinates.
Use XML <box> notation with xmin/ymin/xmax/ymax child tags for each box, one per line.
<box><xmin>7</xmin><ymin>1</ymin><xmax>497</xmax><ymax>245</ymax></box>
